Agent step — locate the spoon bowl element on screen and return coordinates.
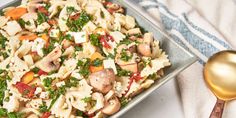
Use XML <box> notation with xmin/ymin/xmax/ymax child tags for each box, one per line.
<box><xmin>204</xmin><ymin>50</ymin><xmax>236</xmax><ymax>118</ymax></box>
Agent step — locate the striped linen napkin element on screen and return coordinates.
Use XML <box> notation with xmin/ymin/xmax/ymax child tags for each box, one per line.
<box><xmin>129</xmin><ymin>0</ymin><xmax>236</xmax><ymax>118</ymax></box>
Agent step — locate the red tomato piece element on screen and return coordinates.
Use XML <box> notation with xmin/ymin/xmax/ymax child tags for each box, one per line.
<box><xmin>99</xmin><ymin>35</ymin><xmax>111</xmax><ymax>49</ymax></box>
<box><xmin>38</xmin><ymin>70</ymin><xmax>48</xmax><ymax>76</ymax></box>
<box><xmin>41</xmin><ymin>112</ymin><xmax>51</xmax><ymax>118</ymax></box>
<box><xmin>15</xmin><ymin>82</ymin><xmax>36</xmax><ymax>98</ymax></box>
<box><xmin>38</xmin><ymin>6</ymin><xmax>49</xmax><ymax>15</ymax></box>
<box><xmin>124</xmin><ymin>72</ymin><xmax>142</xmax><ymax>95</ymax></box>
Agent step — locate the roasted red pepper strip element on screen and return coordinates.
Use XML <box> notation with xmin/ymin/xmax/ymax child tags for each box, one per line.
<box><xmin>41</xmin><ymin>112</ymin><xmax>51</xmax><ymax>118</ymax></box>
<box><xmin>15</xmin><ymin>82</ymin><xmax>36</xmax><ymax>98</ymax></box>
<box><xmin>38</xmin><ymin>70</ymin><xmax>48</xmax><ymax>76</ymax></box>
<box><xmin>38</xmin><ymin>6</ymin><xmax>49</xmax><ymax>15</ymax></box>
<box><xmin>124</xmin><ymin>72</ymin><xmax>142</xmax><ymax>95</ymax></box>
<box><xmin>99</xmin><ymin>35</ymin><xmax>111</xmax><ymax>49</ymax></box>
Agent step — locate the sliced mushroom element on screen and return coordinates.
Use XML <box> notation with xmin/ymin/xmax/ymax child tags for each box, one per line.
<box><xmin>35</xmin><ymin>46</ymin><xmax>62</xmax><ymax>72</ymax></box>
<box><xmin>119</xmin><ymin>63</ymin><xmax>138</xmax><ymax>73</ymax></box>
<box><xmin>137</xmin><ymin>33</ymin><xmax>159</xmax><ymax>57</ymax></box>
<box><xmin>89</xmin><ymin>69</ymin><xmax>115</xmax><ymax>94</ymax></box>
<box><xmin>101</xmin><ymin>90</ymin><xmax>121</xmax><ymax>115</ymax></box>
<box><xmin>137</xmin><ymin>43</ymin><xmax>151</xmax><ymax>57</ymax></box>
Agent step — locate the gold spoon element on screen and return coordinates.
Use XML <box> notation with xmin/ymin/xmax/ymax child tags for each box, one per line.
<box><xmin>204</xmin><ymin>50</ymin><xmax>236</xmax><ymax>118</ymax></box>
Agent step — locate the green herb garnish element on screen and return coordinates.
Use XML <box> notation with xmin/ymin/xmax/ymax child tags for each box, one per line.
<box><xmin>37</xmin><ymin>12</ymin><xmax>47</xmax><ymax>25</ymax></box>
<box><xmin>91</xmin><ymin>58</ymin><xmax>103</xmax><ymax>67</ymax></box>
<box><xmin>120</xmin><ymin>49</ymin><xmax>132</xmax><ymax>62</ymax></box>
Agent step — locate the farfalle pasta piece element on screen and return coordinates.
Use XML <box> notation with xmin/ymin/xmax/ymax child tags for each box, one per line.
<box><xmin>9</xmin><ymin>56</ymin><xmax>29</xmax><ymax>83</ymax></box>
<box><xmin>20</xmin><ymin>107</ymin><xmax>41</xmax><ymax>116</ymax></box>
<box><xmin>125</xmin><ymin>81</ymin><xmax>141</xmax><ymax>98</ymax></box>
<box><xmin>140</xmin><ymin>52</ymin><xmax>171</xmax><ymax>77</ymax></box>
<box><xmin>3</xmin><ymin>94</ymin><xmax>20</xmax><ymax>112</ymax></box>
<box><xmin>7</xmin><ymin>81</ymin><xmax>29</xmax><ymax>102</ymax></box>
<box><xmin>58</xmin><ymin>58</ymin><xmax>77</xmax><ymax>79</ymax></box>
<box><xmin>87</xmin><ymin>92</ymin><xmax>104</xmax><ymax>114</ymax></box>
<box><xmin>0</xmin><ymin>16</ymin><xmax>9</xmax><ymax>28</ymax></box>
<box><xmin>51</xmin><ymin>95</ymin><xmax>72</xmax><ymax>118</ymax></box>
<box><xmin>15</xmin><ymin>40</ymin><xmax>32</xmax><ymax>58</ymax></box>
<box><xmin>113</xmin><ymin>76</ymin><xmax>130</xmax><ymax>97</ymax></box>
<box><xmin>66</xmin><ymin>91</ymin><xmax>88</xmax><ymax>111</ymax></box>
<box><xmin>66</xmin><ymin>79</ymin><xmax>93</xmax><ymax>111</ymax></box>
<box><xmin>58</xmin><ymin>0</ymin><xmax>81</xmax><ymax>31</ymax></box>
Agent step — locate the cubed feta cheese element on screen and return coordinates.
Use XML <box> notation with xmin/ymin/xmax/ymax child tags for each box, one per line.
<box><xmin>3</xmin><ymin>21</ymin><xmax>22</xmax><ymax>36</ymax></box>
<box><xmin>34</xmin><ymin>87</ymin><xmax>42</xmax><ymax>95</ymax></box>
<box><xmin>36</xmin><ymin>22</ymin><xmax>50</xmax><ymax>32</ymax></box>
<box><xmin>68</xmin><ymin>32</ymin><xmax>88</xmax><ymax>44</ymax></box>
<box><xmin>49</xmin><ymin>29</ymin><xmax>60</xmax><ymax>38</ymax></box>
<box><xmin>109</xmin><ymin>31</ymin><xmax>125</xmax><ymax>43</ymax></box>
<box><xmin>103</xmin><ymin>59</ymin><xmax>117</xmax><ymax>74</ymax></box>
<box><xmin>31</xmin><ymin>38</ymin><xmax>45</xmax><ymax>57</ymax></box>
<box><xmin>56</xmin><ymin>81</ymin><xmax>65</xmax><ymax>87</ymax></box>
<box><xmin>40</xmin><ymin>92</ymin><xmax>49</xmax><ymax>99</ymax></box>
<box><xmin>82</xmin><ymin>21</ymin><xmax>97</xmax><ymax>33</ymax></box>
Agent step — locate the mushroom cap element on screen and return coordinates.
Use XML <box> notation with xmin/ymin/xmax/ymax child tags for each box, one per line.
<box><xmin>137</xmin><ymin>43</ymin><xmax>152</xmax><ymax>57</ymax></box>
<box><xmin>89</xmin><ymin>69</ymin><xmax>115</xmax><ymax>94</ymax></box>
<box><xmin>101</xmin><ymin>96</ymin><xmax>121</xmax><ymax>115</ymax></box>
<box><xmin>35</xmin><ymin>46</ymin><xmax>62</xmax><ymax>72</ymax></box>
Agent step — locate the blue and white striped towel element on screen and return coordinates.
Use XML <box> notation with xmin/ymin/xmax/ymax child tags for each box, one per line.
<box><xmin>130</xmin><ymin>0</ymin><xmax>236</xmax><ymax>118</ymax></box>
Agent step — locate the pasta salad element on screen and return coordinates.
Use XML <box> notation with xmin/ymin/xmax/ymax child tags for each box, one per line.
<box><xmin>0</xmin><ymin>0</ymin><xmax>171</xmax><ymax>118</ymax></box>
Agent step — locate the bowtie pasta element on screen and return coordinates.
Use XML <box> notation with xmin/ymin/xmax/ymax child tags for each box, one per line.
<box><xmin>0</xmin><ymin>0</ymin><xmax>171</xmax><ymax>117</ymax></box>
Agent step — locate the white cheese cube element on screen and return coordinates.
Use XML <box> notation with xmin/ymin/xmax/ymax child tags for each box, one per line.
<box><xmin>82</xmin><ymin>21</ymin><xmax>97</xmax><ymax>33</ymax></box>
<box><xmin>69</xmin><ymin>32</ymin><xmax>88</xmax><ymax>44</ymax></box>
<box><xmin>3</xmin><ymin>21</ymin><xmax>22</xmax><ymax>36</ymax></box>
<box><xmin>109</xmin><ymin>31</ymin><xmax>125</xmax><ymax>43</ymax></box>
<box><xmin>56</xmin><ymin>81</ymin><xmax>65</xmax><ymax>87</ymax></box>
<box><xmin>49</xmin><ymin>29</ymin><xmax>60</xmax><ymax>38</ymax></box>
<box><xmin>31</xmin><ymin>38</ymin><xmax>45</xmax><ymax>57</ymax></box>
<box><xmin>34</xmin><ymin>87</ymin><xmax>42</xmax><ymax>95</ymax></box>
<box><xmin>36</xmin><ymin>22</ymin><xmax>50</xmax><ymax>32</ymax></box>
<box><xmin>40</xmin><ymin>92</ymin><xmax>49</xmax><ymax>99</ymax></box>
<box><xmin>103</xmin><ymin>59</ymin><xmax>117</xmax><ymax>74</ymax></box>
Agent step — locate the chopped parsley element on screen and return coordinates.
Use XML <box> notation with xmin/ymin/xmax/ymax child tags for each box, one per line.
<box><xmin>77</xmin><ymin>58</ymin><xmax>91</xmax><ymax>78</ymax></box>
<box><xmin>0</xmin><ymin>33</ymin><xmax>7</xmax><ymax>49</ymax></box>
<box><xmin>65</xmin><ymin>77</ymin><xmax>80</xmax><ymax>88</ymax></box>
<box><xmin>31</xmin><ymin>67</ymin><xmax>40</xmax><ymax>73</ymax></box>
<box><xmin>0</xmin><ymin>52</ymin><xmax>8</xmax><ymax>59</ymax></box>
<box><xmin>120</xmin><ymin>97</ymin><xmax>129</xmax><ymax>108</ymax></box>
<box><xmin>0</xmin><ymin>69</ymin><xmax>10</xmax><ymax>105</ymax></box>
<box><xmin>91</xmin><ymin>58</ymin><xmax>103</xmax><ymax>67</ymax></box>
<box><xmin>43</xmin><ymin>78</ymin><xmax>53</xmax><ymax>88</ymax></box>
<box><xmin>90</xmin><ymin>34</ymin><xmax>101</xmax><ymax>47</ymax></box>
<box><xmin>0</xmin><ymin>108</ymin><xmax>23</xmax><ymax>118</ymax></box>
<box><xmin>39</xmin><ymin>102</ymin><xmax>48</xmax><ymax>113</ymax></box>
<box><xmin>17</xmin><ymin>18</ymin><xmax>30</xmax><ymax>28</ymax></box>
<box><xmin>66</xmin><ymin>6</ymin><xmax>76</xmax><ymax>14</ymax></box>
<box><xmin>81</xmin><ymin>97</ymin><xmax>92</xmax><ymax>103</ymax></box>
<box><xmin>147</xmin><ymin>73</ymin><xmax>159</xmax><ymax>80</ymax></box>
<box><xmin>118</xmin><ymin>37</ymin><xmax>132</xmax><ymax>46</ymax></box>
<box><xmin>67</xmin><ymin>11</ymin><xmax>92</xmax><ymax>31</ymax></box>
<box><xmin>116</xmin><ymin>67</ymin><xmax>131</xmax><ymax>77</ymax></box>
<box><xmin>37</xmin><ymin>12</ymin><xmax>47</xmax><ymax>25</ymax></box>
<box><xmin>120</xmin><ymin>49</ymin><xmax>133</xmax><ymax>62</ymax></box>
<box><xmin>64</xmin><ymin>34</ymin><xmax>73</xmax><ymax>41</ymax></box>
<box><xmin>75</xmin><ymin>45</ymin><xmax>83</xmax><ymax>52</ymax></box>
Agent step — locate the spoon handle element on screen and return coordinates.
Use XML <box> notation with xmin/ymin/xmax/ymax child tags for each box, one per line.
<box><xmin>209</xmin><ymin>98</ymin><xmax>225</xmax><ymax>118</ymax></box>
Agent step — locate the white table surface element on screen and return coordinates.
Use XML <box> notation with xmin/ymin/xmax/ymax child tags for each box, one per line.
<box><xmin>0</xmin><ymin>0</ymin><xmax>185</xmax><ymax>118</ymax></box>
